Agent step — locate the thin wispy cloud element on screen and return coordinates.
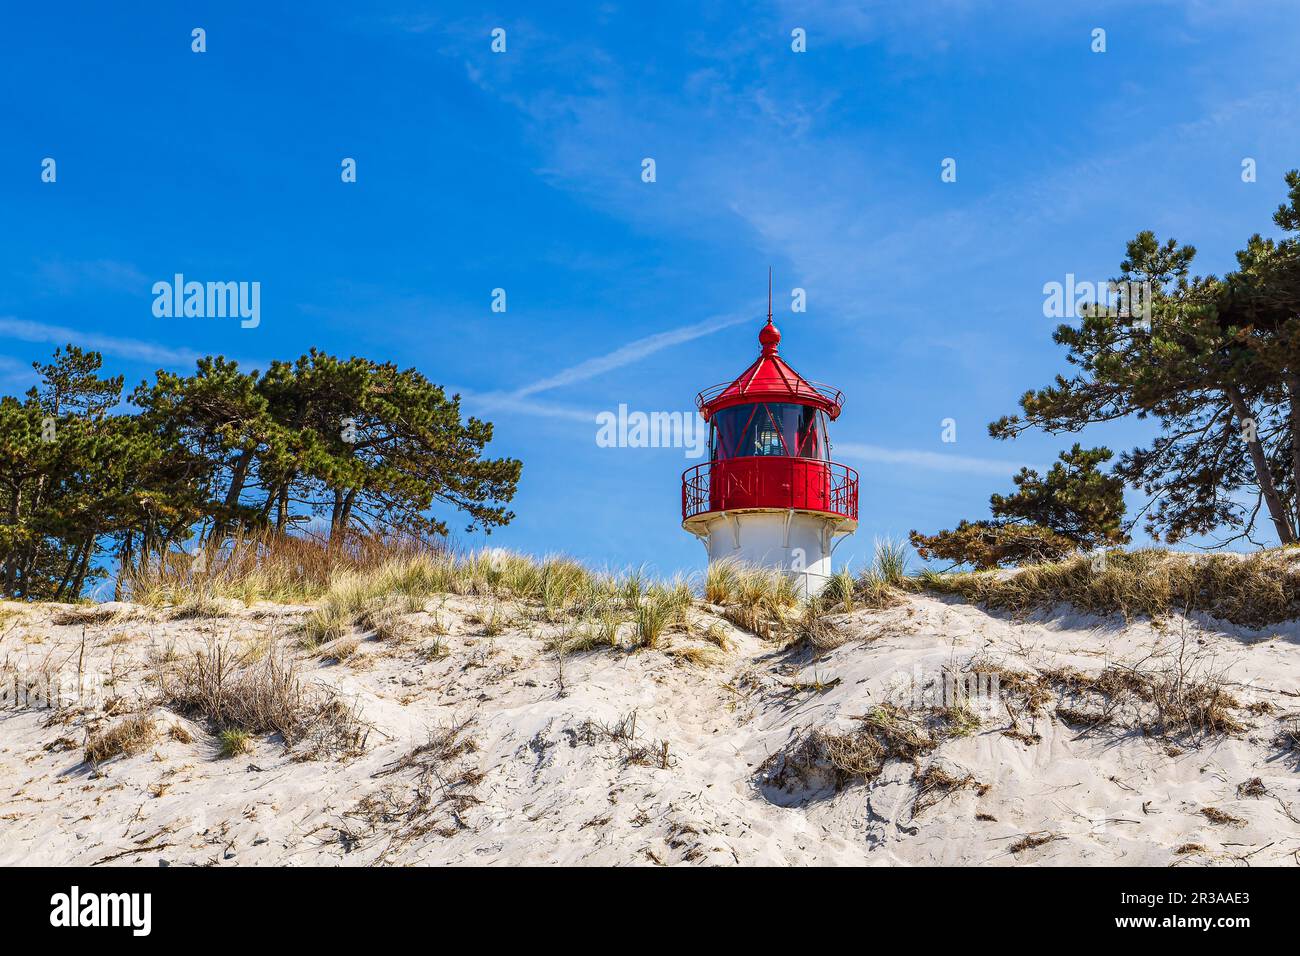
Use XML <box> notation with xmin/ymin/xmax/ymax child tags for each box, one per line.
<box><xmin>0</xmin><ymin>318</ymin><xmax>262</xmax><ymax>371</ymax></box>
<box><xmin>456</xmin><ymin>387</ymin><xmax>597</xmax><ymax>424</ymax></box>
<box><xmin>512</xmin><ymin>311</ymin><xmax>752</xmax><ymax>398</ymax></box>
<box><xmin>35</xmin><ymin>258</ymin><xmax>148</xmax><ymax>295</ymax></box>
<box><xmin>456</xmin><ymin>312</ymin><xmax>755</xmax><ymax>427</ymax></box>
<box><xmin>836</xmin><ymin>442</ymin><xmax>1036</xmax><ymax>476</ymax></box>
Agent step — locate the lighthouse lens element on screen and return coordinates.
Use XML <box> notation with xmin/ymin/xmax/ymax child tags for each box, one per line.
<box><xmin>709</xmin><ymin>402</ymin><xmax>830</xmax><ymax>461</ymax></box>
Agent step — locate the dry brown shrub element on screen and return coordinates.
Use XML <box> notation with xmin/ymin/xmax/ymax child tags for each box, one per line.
<box><xmin>1276</xmin><ymin>717</ymin><xmax>1300</xmax><ymax>755</ymax></box>
<box><xmin>975</xmin><ymin>644</ymin><xmax>1248</xmax><ymax>743</ymax></box>
<box><xmin>1236</xmin><ymin>777</ymin><xmax>1267</xmax><ymax>798</ymax></box>
<box><xmin>912</xmin><ymin>763</ymin><xmax>989</xmax><ymax>817</ymax></box>
<box><xmin>668</xmin><ymin>643</ymin><xmax>725</xmax><ymax>667</ymax></box>
<box><xmin>155</xmin><ymin>640</ymin><xmax>366</xmax><ymax>760</ymax></box>
<box><xmin>167</xmin><ymin>723</ymin><xmax>194</xmax><ymax>744</ymax></box>
<box><xmin>53</xmin><ymin>605</ymin><xmax>137</xmax><ymax>627</ymax></box>
<box><xmin>1199</xmin><ymin>806</ymin><xmax>1246</xmax><ymax>827</ymax></box>
<box><xmin>762</xmin><ymin>704</ymin><xmax>961</xmax><ymax>792</ymax></box>
<box><xmin>84</xmin><ymin>712</ymin><xmax>156</xmax><ymax>765</ymax></box>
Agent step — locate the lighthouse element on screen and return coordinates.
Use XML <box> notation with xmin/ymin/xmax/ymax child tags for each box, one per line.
<box><xmin>681</xmin><ymin>286</ymin><xmax>858</xmax><ymax>596</ymax></box>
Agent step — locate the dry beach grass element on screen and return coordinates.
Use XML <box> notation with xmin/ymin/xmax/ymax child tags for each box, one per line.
<box><xmin>918</xmin><ymin>546</ymin><xmax>1300</xmax><ymax>627</ymax></box>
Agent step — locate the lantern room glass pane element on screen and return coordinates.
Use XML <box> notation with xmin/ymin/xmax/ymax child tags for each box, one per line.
<box><xmin>769</xmin><ymin>403</ymin><xmax>828</xmax><ymax>459</ymax></box>
<box><xmin>710</xmin><ymin>402</ymin><xmax>830</xmax><ymax>461</ymax></box>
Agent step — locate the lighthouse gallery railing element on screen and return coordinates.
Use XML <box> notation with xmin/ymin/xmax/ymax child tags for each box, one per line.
<box><xmin>681</xmin><ymin>457</ymin><xmax>858</xmax><ymax>522</ymax></box>
<box><xmin>695</xmin><ymin>380</ymin><xmax>844</xmax><ymax>414</ymax></box>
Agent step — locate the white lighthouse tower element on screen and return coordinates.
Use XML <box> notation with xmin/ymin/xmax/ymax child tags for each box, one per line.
<box><xmin>681</xmin><ymin>289</ymin><xmax>858</xmax><ymax>595</ymax></box>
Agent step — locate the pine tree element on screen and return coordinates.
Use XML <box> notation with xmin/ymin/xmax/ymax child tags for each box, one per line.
<box><xmin>253</xmin><ymin>350</ymin><xmax>521</xmax><ymax>540</ymax></box>
<box><xmin>0</xmin><ymin>348</ymin><xmax>203</xmax><ymax>598</ymax></box>
<box><xmin>910</xmin><ymin>445</ymin><xmax>1128</xmax><ymax>569</ymax></box>
<box><xmin>991</xmin><ymin>171</ymin><xmax>1300</xmax><ymax>546</ymax></box>
<box><xmin>2</xmin><ymin>345</ymin><xmax>521</xmax><ymax>599</ymax></box>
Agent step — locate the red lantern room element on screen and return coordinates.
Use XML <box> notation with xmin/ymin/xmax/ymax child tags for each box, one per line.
<box><xmin>682</xmin><ymin>283</ymin><xmax>858</xmax><ymax>594</ymax></box>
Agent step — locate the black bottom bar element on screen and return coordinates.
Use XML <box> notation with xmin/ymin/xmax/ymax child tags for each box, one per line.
<box><xmin>0</xmin><ymin>865</ymin><xmax>1275</xmax><ymax>942</ymax></box>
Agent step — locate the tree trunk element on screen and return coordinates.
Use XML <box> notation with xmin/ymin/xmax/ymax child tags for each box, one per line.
<box><xmin>70</xmin><ymin>540</ymin><xmax>93</xmax><ymax>598</ymax></box>
<box><xmin>329</xmin><ymin>487</ymin><xmax>358</xmax><ymax>545</ymax></box>
<box><xmin>138</xmin><ymin>524</ymin><xmax>154</xmax><ymax>579</ymax></box>
<box><xmin>1227</xmin><ymin>386</ymin><xmax>1296</xmax><ymax>544</ymax></box>
<box><xmin>340</xmin><ymin>487</ymin><xmax>358</xmax><ymax>531</ymax></box>
<box><xmin>275</xmin><ymin>485</ymin><xmax>289</xmax><ymax>533</ymax></box>
<box><xmin>330</xmin><ymin>489</ymin><xmax>344</xmax><ymax>539</ymax></box>
<box><xmin>115</xmin><ymin>530</ymin><xmax>133</xmax><ymax>601</ymax></box>
<box><xmin>213</xmin><ymin>448</ymin><xmax>254</xmax><ymax>542</ymax></box>
<box><xmin>258</xmin><ymin>487</ymin><xmax>278</xmax><ymax>523</ymax></box>
<box><xmin>54</xmin><ymin>541</ymin><xmax>85</xmax><ymax>601</ymax></box>
<box><xmin>1288</xmin><ymin>375</ymin><xmax>1300</xmax><ymax>538</ymax></box>
<box><xmin>2</xmin><ymin>485</ymin><xmax>20</xmax><ymax>595</ymax></box>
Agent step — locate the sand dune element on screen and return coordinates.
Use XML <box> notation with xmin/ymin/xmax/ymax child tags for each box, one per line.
<box><xmin>2</xmin><ymin>593</ymin><xmax>1297</xmax><ymax>866</ymax></box>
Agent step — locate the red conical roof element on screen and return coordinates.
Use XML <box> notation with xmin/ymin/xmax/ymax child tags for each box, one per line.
<box><xmin>696</xmin><ymin>319</ymin><xmax>844</xmax><ymax>420</ymax></box>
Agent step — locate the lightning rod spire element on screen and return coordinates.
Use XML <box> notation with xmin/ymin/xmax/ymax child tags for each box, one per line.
<box><xmin>767</xmin><ymin>267</ymin><xmax>773</xmax><ymax>324</ymax></box>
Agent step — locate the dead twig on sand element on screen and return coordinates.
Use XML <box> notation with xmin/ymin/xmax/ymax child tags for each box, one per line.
<box><xmin>91</xmin><ymin>842</ymin><xmax>174</xmax><ymax>866</ymax></box>
<box><xmin>342</xmin><ymin>717</ymin><xmax>483</xmax><ymax>860</ymax></box>
<box><xmin>1009</xmin><ymin>831</ymin><xmax>1062</xmax><ymax>855</ymax></box>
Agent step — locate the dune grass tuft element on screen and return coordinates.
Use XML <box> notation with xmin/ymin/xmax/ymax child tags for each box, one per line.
<box><xmin>821</xmin><ymin>568</ymin><xmax>857</xmax><ymax>612</ymax></box>
<box><xmin>668</xmin><ymin>643</ymin><xmax>726</xmax><ymax>667</ymax></box>
<box><xmin>700</xmin><ymin>620</ymin><xmax>735</xmax><ymax>652</ymax></box>
<box><xmin>919</xmin><ymin>547</ymin><xmax>1300</xmax><ymax>626</ymax></box>
<box><xmin>633</xmin><ymin>590</ymin><xmax>673</xmax><ymax>650</ymax></box>
<box><xmin>872</xmin><ymin>536</ymin><xmax>909</xmax><ymax>586</ymax></box>
<box><xmin>704</xmin><ymin>559</ymin><xmax>741</xmax><ymax>605</ymax></box>
<box><xmin>822</xmin><ymin>539</ymin><xmax>915</xmax><ymax>613</ymax></box>
<box><xmin>791</xmin><ymin>597</ymin><xmax>846</xmax><ymax>651</ymax></box>
<box><xmin>218</xmin><ymin>728</ymin><xmax>253</xmax><ymax>758</ymax></box>
<box><xmin>718</xmin><ymin>566</ymin><xmax>800</xmax><ymax>640</ymax></box>
<box><xmin>127</xmin><ymin>532</ymin><xmax>447</xmax><ymax>607</ymax></box>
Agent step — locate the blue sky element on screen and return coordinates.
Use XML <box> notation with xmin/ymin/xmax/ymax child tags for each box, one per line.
<box><xmin>3</xmin><ymin>1</ymin><xmax>1300</xmax><ymax>576</ymax></box>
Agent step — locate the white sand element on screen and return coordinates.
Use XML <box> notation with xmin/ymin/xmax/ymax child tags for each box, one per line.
<box><xmin>1</xmin><ymin>593</ymin><xmax>1298</xmax><ymax>866</ymax></box>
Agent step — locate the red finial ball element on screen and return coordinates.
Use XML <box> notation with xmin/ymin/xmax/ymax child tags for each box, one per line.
<box><xmin>759</xmin><ymin>318</ymin><xmax>781</xmax><ymax>354</ymax></box>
